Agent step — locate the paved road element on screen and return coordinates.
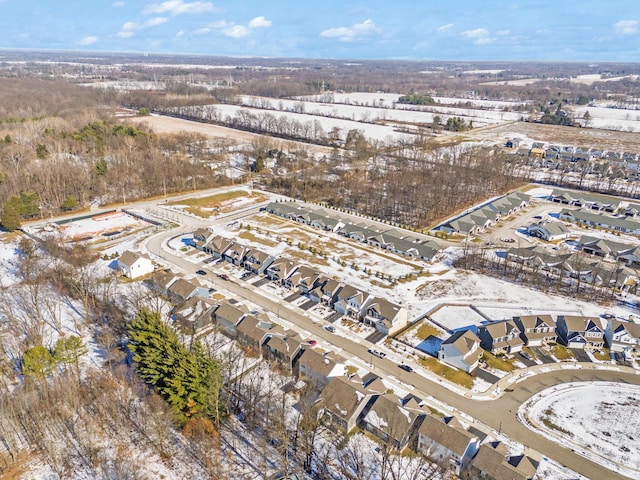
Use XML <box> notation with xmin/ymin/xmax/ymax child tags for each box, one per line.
<box><xmin>145</xmin><ymin>226</ymin><xmax>640</xmax><ymax>480</ymax></box>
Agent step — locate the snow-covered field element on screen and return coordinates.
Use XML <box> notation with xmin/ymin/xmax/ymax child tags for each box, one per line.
<box><xmin>522</xmin><ymin>382</ymin><xmax>640</xmax><ymax>478</ymax></box>
<box><xmin>236</xmin><ymin>95</ymin><xmax>521</xmax><ymax>129</ymax></box>
<box><xmin>207</xmin><ymin>103</ymin><xmax>415</xmax><ymax>143</ymax></box>
<box><xmin>25</xmin><ymin>210</ymin><xmax>155</xmax><ymax>245</ymax></box>
<box><xmin>572</xmin><ymin>105</ymin><xmax>640</xmax><ymax>133</ymax></box>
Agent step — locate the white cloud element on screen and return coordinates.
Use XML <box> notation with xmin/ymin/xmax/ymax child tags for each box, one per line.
<box><xmin>78</xmin><ymin>36</ymin><xmax>98</xmax><ymax>45</ymax></box>
<box><xmin>193</xmin><ymin>27</ymin><xmax>210</xmax><ymax>35</ymax></box>
<box><xmin>461</xmin><ymin>27</ymin><xmax>495</xmax><ymax>44</ymax></box>
<box><xmin>461</xmin><ymin>28</ymin><xmax>488</xmax><ymax>39</ymax></box>
<box><xmin>614</xmin><ymin>20</ymin><xmax>638</xmax><ymax>35</ymax></box>
<box><xmin>143</xmin><ymin>0</ymin><xmax>216</xmax><ymax>15</ymax></box>
<box><xmin>437</xmin><ymin>23</ymin><xmax>453</xmax><ymax>32</ymax></box>
<box><xmin>248</xmin><ymin>16</ymin><xmax>272</xmax><ymax>29</ymax></box>
<box><xmin>223</xmin><ymin>25</ymin><xmax>250</xmax><ymax>38</ymax></box>
<box><xmin>117</xmin><ymin>17</ymin><xmax>167</xmax><ymax>37</ymax></box>
<box><xmin>176</xmin><ymin>30</ymin><xmax>184</xmax><ymax>37</ymax></box>
<box><xmin>209</xmin><ymin>20</ymin><xmax>230</xmax><ymax>28</ymax></box>
<box><xmin>112</xmin><ymin>1</ymin><xmax>125</xmax><ymax>6</ymax></box>
<box><xmin>320</xmin><ymin>19</ymin><xmax>381</xmax><ymax>42</ymax></box>
<box><xmin>145</xmin><ymin>17</ymin><xmax>168</xmax><ymax>27</ymax></box>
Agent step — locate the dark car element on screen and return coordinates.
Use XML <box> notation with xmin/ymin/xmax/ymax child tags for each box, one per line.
<box><xmin>398</xmin><ymin>364</ymin><xmax>413</xmax><ymax>372</ymax></box>
<box><xmin>217</xmin><ymin>273</ymin><xmax>229</xmax><ymax>280</ymax></box>
<box><xmin>195</xmin><ymin>269</ymin><xmax>207</xmax><ymax>275</ymax></box>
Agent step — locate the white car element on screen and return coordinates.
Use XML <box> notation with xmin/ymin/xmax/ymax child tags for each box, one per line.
<box><xmin>368</xmin><ymin>348</ymin><xmax>386</xmax><ymax>359</ymax></box>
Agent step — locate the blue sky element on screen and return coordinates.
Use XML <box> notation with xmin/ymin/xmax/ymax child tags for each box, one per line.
<box><xmin>1</xmin><ymin>0</ymin><xmax>639</xmax><ymax>61</ymax></box>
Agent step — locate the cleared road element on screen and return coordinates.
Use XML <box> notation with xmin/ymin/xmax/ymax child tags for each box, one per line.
<box><xmin>146</xmin><ymin>226</ymin><xmax>640</xmax><ymax>480</ymax></box>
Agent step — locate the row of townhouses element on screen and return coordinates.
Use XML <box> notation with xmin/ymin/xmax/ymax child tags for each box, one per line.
<box><xmin>192</xmin><ymin>230</ymin><xmax>409</xmax><ymax>335</ymax></box>
<box><xmin>262</xmin><ymin>201</ymin><xmax>442</xmax><ymax>262</ymax></box>
<box><xmin>547</xmin><ymin>188</ymin><xmax>640</xmax><ymax>215</ymax></box>
<box><xmin>168</xmin><ymin>287</ymin><xmax>540</xmax><ymax>480</ymax></box>
<box><xmin>437</xmin><ymin>191</ymin><xmax>530</xmax><ymax>236</ymax></box>
<box><xmin>506</xmin><ymin>245</ymin><xmax>638</xmax><ymax>292</ymax></box>
<box><xmin>437</xmin><ymin>314</ymin><xmax>640</xmax><ymax>373</ymax></box>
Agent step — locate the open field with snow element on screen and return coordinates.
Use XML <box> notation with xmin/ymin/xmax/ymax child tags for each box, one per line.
<box><xmin>522</xmin><ymin>383</ymin><xmax>640</xmax><ymax>478</ymax></box>
<box><xmin>466</xmin><ymin>120</ymin><xmax>640</xmax><ymax>151</ymax></box>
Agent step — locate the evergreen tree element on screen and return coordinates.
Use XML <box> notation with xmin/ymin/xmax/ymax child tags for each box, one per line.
<box><xmin>22</xmin><ymin>345</ymin><xmax>55</xmax><ymax>379</ymax></box>
<box><xmin>1</xmin><ymin>202</ymin><xmax>21</xmax><ymax>231</ymax></box>
<box><xmin>128</xmin><ymin>308</ymin><xmax>224</xmax><ymax>424</ymax></box>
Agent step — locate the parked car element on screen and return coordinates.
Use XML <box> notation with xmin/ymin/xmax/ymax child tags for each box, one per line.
<box><xmin>323</xmin><ymin>325</ymin><xmax>336</xmax><ymax>333</ymax></box>
<box><xmin>398</xmin><ymin>364</ymin><xmax>413</xmax><ymax>372</ymax></box>
<box><xmin>195</xmin><ymin>269</ymin><xmax>207</xmax><ymax>275</ymax></box>
<box><xmin>217</xmin><ymin>273</ymin><xmax>229</xmax><ymax>280</ymax></box>
<box><xmin>368</xmin><ymin>348</ymin><xmax>386</xmax><ymax>359</ymax></box>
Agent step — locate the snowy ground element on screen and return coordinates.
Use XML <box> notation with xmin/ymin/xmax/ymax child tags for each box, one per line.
<box><xmin>521</xmin><ymin>382</ymin><xmax>640</xmax><ymax>478</ymax></box>
<box><xmin>429</xmin><ymin>305</ymin><xmax>487</xmax><ymax>331</ymax></box>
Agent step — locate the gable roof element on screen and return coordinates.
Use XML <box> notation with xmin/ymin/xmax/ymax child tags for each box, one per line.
<box><xmin>419</xmin><ymin>414</ymin><xmax>477</xmax><ymax>456</ymax></box>
<box><xmin>119</xmin><ymin>250</ymin><xmax>151</xmax><ymax>267</ymax></box>
<box><xmin>322</xmin><ymin>376</ymin><xmax>376</xmax><ymax>421</ymax></box>
<box><xmin>298</xmin><ymin>349</ymin><xmax>345</xmax><ymax>378</ymax></box>
<box><xmin>442</xmin><ymin>330</ymin><xmax>480</xmax><ymax>357</ymax></box>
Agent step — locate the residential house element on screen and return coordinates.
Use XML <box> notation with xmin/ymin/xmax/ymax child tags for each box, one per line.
<box><xmin>360</xmin><ymin>297</ymin><xmax>408</xmax><ymax>335</ymax></box>
<box><xmin>242</xmin><ymin>248</ymin><xmax>275</xmax><ymax>275</ymax></box>
<box><xmin>559</xmin><ymin>208</ymin><xmax>640</xmax><ymax>235</ymax></box>
<box><xmin>333</xmin><ymin>284</ymin><xmax>369</xmax><ymax>318</ymax></box>
<box><xmin>526</xmin><ymin>220</ymin><xmax>571</xmax><ymax>241</ymax></box>
<box><xmin>204</xmin><ymin>235</ymin><xmax>235</xmax><ymax>259</ymax></box>
<box><xmin>262</xmin><ymin>331</ymin><xmax>304</xmax><ymax>373</ymax></box>
<box><xmin>172</xmin><ymin>296</ymin><xmax>218</xmax><ymax>334</ymax></box>
<box><xmin>145</xmin><ymin>269</ymin><xmax>178</xmax><ymax>295</ymax></box>
<box><xmin>478</xmin><ymin>320</ymin><xmax>524</xmax><ymax>354</ymax></box>
<box><xmin>466</xmin><ymin>441</ymin><xmax>539</xmax><ymax>480</ymax></box>
<box><xmin>297</xmin><ymin>349</ymin><xmax>345</xmax><ymax>389</ymax></box>
<box><xmin>117</xmin><ymin>250</ymin><xmax>154</xmax><ymax>279</ymax></box>
<box><xmin>359</xmin><ymin>393</ymin><xmax>426</xmax><ymax>450</ymax></box>
<box><xmin>166</xmin><ymin>278</ymin><xmax>206</xmax><ymax>304</ymax></box>
<box><xmin>265</xmin><ymin>257</ymin><xmax>299</xmax><ymax>282</ymax></box>
<box><xmin>235</xmin><ymin>315</ymin><xmax>276</xmax><ymax>354</ymax></box>
<box><xmin>513</xmin><ymin>315</ymin><xmax>556</xmax><ymax>346</ymax></box>
<box><xmin>214</xmin><ymin>300</ymin><xmax>249</xmax><ymax>338</ymax></box>
<box><xmin>417</xmin><ymin>414</ymin><xmax>480</xmax><ymax>475</ymax></box>
<box><xmin>192</xmin><ymin>228</ymin><xmax>216</xmax><ymax>252</ymax></box>
<box><xmin>321</xmin><ymin>376</ymin><xmax>379</xmax><ymax>433</ymax></box>
<box><xmin>438</xmin><ymin>330</ymin><xmax>482</xmax><ymax>373</ymax></box>
<box><xmin>224</xmin><ymin>243</ymin><xmax>251</xmax><ymax>266</ymax></box>
<box><xmin>605</xmin><ymin>319</ymin><xmax>640</xmax><ymax>356</ymax></box>
<box><xmin>285</xmin><ymin>264</ymin><xmax>322</xmax><ymax>292</ymax></box>
<box><xmin>312</xmin><ymin>278</ymin><xmax>342</xmax><ymax>306</ymax></box>
<box><xmin>556</xmin><ymin>315</ymin><xmax>605</xmax><ymax>349</ymax></box>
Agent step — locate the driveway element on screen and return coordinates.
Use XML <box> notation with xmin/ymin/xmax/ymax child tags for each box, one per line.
<box><xmin>474</xmin><ymin>368</ymin><xmax>501</xmax><ymax>385</ymax></box>
<box><xmin>517</xmin><ymin>352</ymin><xmax>538</xmax><ymax>367</ymax></box>
<box><xmin>571</xmin><ymin>348</ymin><xmax>592</xmax><ymax>363</ymax></box>
<box><xmin>530</xmin><ymin>347</ymin><xmax>556</xmax><ymax>364</ymax></box>
<box><xmin>365</xmin><ymin>330</ymin><xmax>386</xmax><ymax>344</ymax></box>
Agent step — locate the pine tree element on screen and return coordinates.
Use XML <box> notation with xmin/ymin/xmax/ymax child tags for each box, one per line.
<box><xmin>128</xmin><ymin>308</ymin><xmax>224</xmax><ymax>424</ymax></box>
<box><xmin>0</xmin><ymin>202</ymin><xmax>21</xmax><ymax>231</ymax></box>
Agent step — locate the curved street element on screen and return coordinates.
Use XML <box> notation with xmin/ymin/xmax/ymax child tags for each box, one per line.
<box><xmin>144</xmin><ymin>222</ymin><xmax>640</xmax><ymax>480</ymax></box>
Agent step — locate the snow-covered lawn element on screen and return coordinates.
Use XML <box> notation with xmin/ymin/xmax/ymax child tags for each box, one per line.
<box><xmin>429</xmin><ymin>305</ymin><xmax>486</xmax><ymax>331</ymax></box>
<box><xmin>521</xmin><ymin>382</ymin><xmax>640</xmax><ymax>478</ymax></box>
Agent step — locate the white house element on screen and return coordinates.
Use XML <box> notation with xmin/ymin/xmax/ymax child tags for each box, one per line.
<box><xmin>118</xmin><ymin>250</ymin><xmax>154</xmax><ymax>279</ymax></box>
<box><xmin>438</xmin><ymin>330</ymin><xmax>482</xmax><ymax>373</ymax></box>
<box><xmin>605</xmin><ymin>319</ymin><xmax>640</xmax><ymax>356</ymax></box>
